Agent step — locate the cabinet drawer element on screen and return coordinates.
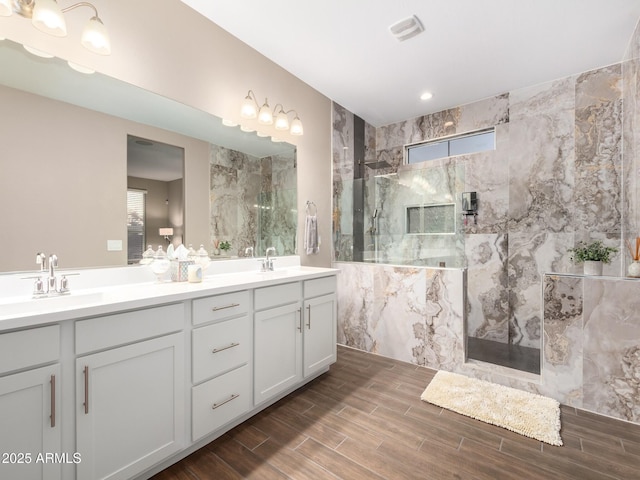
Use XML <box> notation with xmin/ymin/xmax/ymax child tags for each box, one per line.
<box><xmin>304</xmin><ymin>276</ymin><xmax>337</xmax><ymax>299</ymax></box>
<box><xmin>192</xmin><ymin>290</ymin><xmax>250</xmax><ymax>326</ymax></box>
<box><xmin>76</xmin><ymin>303</ymin><xmax>183</xmax><ymax>355</ymax></box>
<box><xmin>192</xmin><ymin>315</ymin><xmax>251</xmax><ymax>384</ymax></box>
<box><xmin>192</xmin><ymin>364</ymin><xmax>252</xmax><ymax>441</ymax></box>
<box><xmin>0</xmin><ymin>325</ymin><xmax>59</xmax><ymax>375</ymax></box>
<box><xmin>254</xmin><ymin>282</ymin><xmax>300</xmax><ymax>311</ymax></box>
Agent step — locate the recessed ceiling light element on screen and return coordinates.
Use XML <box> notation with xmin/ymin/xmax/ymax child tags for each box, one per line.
<box><xmin>420</xmin><ymin>92</ymin><xmax>433</xmax><ymax>101</ymax></box>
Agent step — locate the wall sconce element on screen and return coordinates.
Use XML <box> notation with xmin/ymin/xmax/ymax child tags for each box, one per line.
<box><xmin>159</xmin><ymin>227</ymin><xmax>173</xmax><ymax>243</ymax></box>
<box><xmin>0</xmin><ymin>0</ymin><xmax>111</xmax><ymax>55</ymax></box>
<box><xmin>240</xmin><ymin>90</ymin><xmax>304</xmax><ymax>136</ymax></box>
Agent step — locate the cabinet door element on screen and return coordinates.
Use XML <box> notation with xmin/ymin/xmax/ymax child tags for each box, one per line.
<box><xmin>303</xmin><ymin>294</ymin><xmax>337</xmax><ymax>378</ymax></box>
<box><xmin>0</xmin><ymin>364</ymin><xmax>61</xmax><ymax>480</ymax></box>
<box><xmin>254</xmin><ymin>302</ymin><xmax>302</xmax><ymax>405</ymax></box>
<box><xmin>76</xmin><ymin>333</ymin><xmax>184</xmax><ymax>480</ymax></box>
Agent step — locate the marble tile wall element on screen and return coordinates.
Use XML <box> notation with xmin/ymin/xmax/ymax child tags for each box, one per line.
<box><xmin>333</xmin><ymin>59</ymin><xmax>624</xmax><ymax>350</ymax></box>
<box><xmin>336</xmin><ymin>262</ymin><xmax>465</xmax><ymax>371</ymax></box>
<box><xmin>209</xmin><ymin>145</ymin><xmax>296</xmax><ymax>257</ymax></box>
<box><xmin>331</xmin><ymin>20</ymin><xmax>639</xmax><ymax>428</ymax></box>
<box><xmin>543</xmin><ymin>274</ymin><xmax>640</xmax><ymax>424</ymax></box>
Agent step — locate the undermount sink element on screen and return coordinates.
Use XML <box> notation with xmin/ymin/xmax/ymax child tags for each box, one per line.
<box><xmin>0</xmin><ymin>291</ymin><xmax>104</xmax><ymax>318</ymax></box>
<box><xmin>255</xmin><ymin>269</ymin><xmax>288</xmax><ymax>276</ymax></box>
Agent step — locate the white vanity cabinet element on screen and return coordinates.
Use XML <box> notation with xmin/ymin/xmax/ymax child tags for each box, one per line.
<box><xmin>302</xmin><ymin>276</ymin><xmax>338</xmax><ymax>378</ymax></box>
<box><xmin>254</xmin><ymin>282</ymin><xmax>303</xmax><ymax>405</ymax></box>
<box><xmin>0</xmin><ymin>325</ymin><xmax>61</xmax><ymax>480</ymax></box>
<box><xmin>75</xmin><ymin>304</ymin><xmax>185</xmax><ymax>480</ymax></box>
<box><xmin>191</xmin><ymin>291</ymin><xmax>253</xmax><ymax>442</ymax></box>
<box><xmin>254</xmin><ymin>276</ymin><xmax>337</xmax><ymax>406</ymax></box>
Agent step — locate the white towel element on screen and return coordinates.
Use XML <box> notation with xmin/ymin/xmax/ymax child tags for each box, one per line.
<box><xmin>304</xmin><ymin>214</ymin><xmax>319</xmax><ymax>255</ymax></box>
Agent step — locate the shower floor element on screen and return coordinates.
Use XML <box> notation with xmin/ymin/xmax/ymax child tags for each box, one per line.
<box><xmin>467</xmin><ymin>337</ymin><xmax>540</xmax><ymax>374</ymax></box>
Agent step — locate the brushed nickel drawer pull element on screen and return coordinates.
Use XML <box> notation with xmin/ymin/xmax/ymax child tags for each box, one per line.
<box><xmin>297</xmin><ymin>308</ymin><xmax>302</xmax><ymax>332</ymax></box>
<box><xmin>306</xmin><ymin>304</ymin><xmax>312</xmax><ymax>329</ymax></box>
<box><xmin>212</xmin><ymin>342</ymin><xmax>240</xmax><ymax>354</ymax></box>
<box><xmin>212</xmin><ymin>393</ymin><xmax>239</xmax><ymax>410</ymax></box>
<box><xmin>211</xmin><ymin>303</ymin><xmax>240</xmax><ymax>312</ymax></box>
<box><xmin>50</xmin><ymin>374</ymin><xmax>56</xmax><ymax>428</ymax></box>
<box><xmin>83</xmin><ymin>366</ymin><xmax>89</xmax><ymax>414</ymax></box>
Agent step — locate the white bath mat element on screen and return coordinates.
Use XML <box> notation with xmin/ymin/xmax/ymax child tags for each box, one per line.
<box><xmin>421</xmin><ymin>370</ymin><xmax>562</xmax><ymax>446</ymax></box>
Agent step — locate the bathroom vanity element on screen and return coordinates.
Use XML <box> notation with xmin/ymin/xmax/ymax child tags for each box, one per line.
<box><xmin>0</xmin><ymin>259</ymin><xmax>337</xmax><ymax>480</ymax></box>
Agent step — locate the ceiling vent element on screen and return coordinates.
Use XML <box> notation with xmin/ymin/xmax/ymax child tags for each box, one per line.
<box><xmin>389</xmin><ymin>15</ymin><xmax>424</xmax><ymax>42</ymax></box>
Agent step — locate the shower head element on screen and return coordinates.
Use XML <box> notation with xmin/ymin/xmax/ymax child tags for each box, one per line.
<box><xmin>365</xmin><ymin>160</ymin><xmax>391</xmax><ymax>170</ymax></box>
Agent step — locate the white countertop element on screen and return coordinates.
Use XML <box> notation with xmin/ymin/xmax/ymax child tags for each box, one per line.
<box><xmin>0</xmin><ymin>259</ymin><xmax>338</xmax><ymax>331</ymax></box>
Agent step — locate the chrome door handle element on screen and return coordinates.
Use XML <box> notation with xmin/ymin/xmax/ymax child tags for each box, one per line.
<box><xmin>297</xmin><ymin>308</ymin><xmax>302</xmax><ymax>331</ymax></box>
<box><xmin>306</xmin><ymin>304</ymin><xmax>311</xmax><ymax>329</ymax></box>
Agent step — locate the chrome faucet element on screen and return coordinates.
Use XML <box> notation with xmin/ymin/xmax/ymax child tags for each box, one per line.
<box><xmin>266</xmin><ymin>247</ymin><xmax>276</xmax><ymax>271</ymax></box>
<box><xmin>47</xmin><ymin>254</ymin><xmax>58</xmax><ymax>294</ymax></box>
<box><xmin>28</xmin><ymin>253</ymin><xmax>74</xmax><ymax>298</ymax></box>
<box><xmin>244</xmin><ymin>246</ymin><xmax>254</xmax><ymax>258</ymax></box>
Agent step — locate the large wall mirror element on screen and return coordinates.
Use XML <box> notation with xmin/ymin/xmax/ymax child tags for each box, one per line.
<box><xmin>0</xmin><ymin>39</ymin><xmax>297</xmax><ymax>273</ymax></box>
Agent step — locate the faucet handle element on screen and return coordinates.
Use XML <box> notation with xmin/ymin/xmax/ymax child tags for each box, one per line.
<box><xmin>245</xmin><ymin>246</ymin><xmax>254</xmax><ymax>258</ymax></box>
<box><xmin>257</xmin><ymin>258</ymin><xmax>267</xmax><ymax>272</ymax></box>
<box><xmin>36</xmin><ymin>252</ymin><xmax>46</xmax><ymax>271</ymax></box>
<box><xmin>33</xmin><ymin>276</ymin><xmax>46</xmax><ymax>297</ymax></box>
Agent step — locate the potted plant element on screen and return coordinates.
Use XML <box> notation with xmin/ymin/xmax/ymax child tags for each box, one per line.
<box><xmin>219</xmin><ymin>241</ymin><xmax>231</xmax><ymax>255</ymax></box>
<box><xmin>568</xmin><ymin>240</ymin><xmax>617</xmax><ymax>276</ymax></box>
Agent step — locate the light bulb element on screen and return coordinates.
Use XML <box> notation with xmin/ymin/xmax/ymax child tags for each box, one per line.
<box><xmin>275</xmin><ymin>110</ymin><xmax>289</xmax><ymax>130</ymax></box>
<box><xmin>241</xmin><ymin>94</ymin><xmax>257</xmax><ymax>119</ymax></box>
<box><xmin>32</xmin><ymin>0</ymin><xmax>67</xmax><ymax>37</ymax></box>
<box><xmin>0</xmin><ymin>0</ymin><xmax>12</xmax><ymax>17</ymax></box>
<box><xmin>81</xmin><ymin>16</ymin><xmax>111</xmax><ymax>55</ymax></box>
<box><xmin>290</xmin><ymin>116</ymin><xmax>304</xmax><ymax>135</ymax></box>
<box><xmin>258</xmin><ymin>100</ymin><xmax>273</xmax><ymax>125</ymax></box>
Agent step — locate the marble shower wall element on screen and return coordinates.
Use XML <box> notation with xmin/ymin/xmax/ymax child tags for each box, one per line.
<box><xmin>333</xmin><ymin>60</ymin><xmax>624</xmax><ymax>349</ymax></box>
<box><xmin>336</xmin><ymin>262</ymin><xmax>465</xmax><ymax>372</ymax></box>
<box><xmin>543</xmin><ymin>274</ymin><xmax>640</xmax><ymax>424</ymax></box>
<box><xmin>210</xmin><ymin>145</ymin><xmax>297</xmax><ymax>257</ymax></box>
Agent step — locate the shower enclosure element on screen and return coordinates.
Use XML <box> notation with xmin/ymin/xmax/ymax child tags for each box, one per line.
<box><xmin>335</xmin><ymin>158</ymin><xmax>466</xmax><ymax>268</ymax></box>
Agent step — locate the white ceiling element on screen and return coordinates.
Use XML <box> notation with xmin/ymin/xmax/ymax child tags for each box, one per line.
<box><xmin>181</xmin><ymin>0</ymin><xmax>640</xmax><ymax>127</ymax></box>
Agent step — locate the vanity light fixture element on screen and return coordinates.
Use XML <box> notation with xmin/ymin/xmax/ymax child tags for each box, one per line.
<box><xmin>7</xmin><ymin>0</ymin><xmax>111</xmax><ymax>55</ymax></box>
<box><xmin>240</xmin><ymin>90</ymin><xmax>304</xmax><ymax>135</ymax></box>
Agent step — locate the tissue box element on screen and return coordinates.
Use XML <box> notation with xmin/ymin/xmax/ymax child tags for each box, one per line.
<box><xmin>171</xmin><ymin>259</ymin><xmax>194</xmax><ymax>282</ymax></box>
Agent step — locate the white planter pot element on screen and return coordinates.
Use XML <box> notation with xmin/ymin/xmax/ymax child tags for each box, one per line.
<box><xmin>628</xmin><ymin>261</ymin><xmax>640</xmax><ymax>278</ymax></box>
<box><xmin>583</xmin><ymin>261</ymin><xmax>603</xmax><ymax>276</ymax></box>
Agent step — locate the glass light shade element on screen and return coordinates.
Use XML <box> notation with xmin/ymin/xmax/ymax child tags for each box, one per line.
<box><xmin>274</xmin><ymin>111</ymin><xmax>289</xmax><ymax>130</ymax></box>
<box><xmin>23</xmin><ymin>44</ymin><xmax>54</xmax><ymax>58</ymax></box>
<box><xmin>32</xmin><ymin>0</ymin><xmax>67</xmax><ymax>37</ymax></box>
<box><xmin>67</xmin><ymin>61</ymin><xmax>95</xmax><ymax>74</ymax></box>
<box><xmin>290</xmin><ymin>116</ymin><xmax>304</xmax><ymax>135</ymax></box>
<box><xmin>241</xmin><ymin>95</ymin><xmax>257</xmax><ymax>118</ymax></box>
<box><xmin>258</xmin><ymin>102</ymin><xmax>273</xmax><ymax>125</ymax></box>
<box><xmin>81</xmin><ymin>17</ymin><xmax>111</xmax><ymax>55</ymax></box>
<box><xmin>0</xmin><ymin>0</ymin><xmax>12</xmax><ymax>17</ymax></box>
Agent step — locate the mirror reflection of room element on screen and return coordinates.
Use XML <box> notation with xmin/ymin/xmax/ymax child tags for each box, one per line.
<box><xmin>126</xmin><ymin>135</ymin><xmax>184</xmax><ymax>264</ymax></box>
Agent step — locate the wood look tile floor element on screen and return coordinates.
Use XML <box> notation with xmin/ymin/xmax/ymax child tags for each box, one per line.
<box><xmin>153</xmin><ymin>346</ymin><xmax>640</xmax><ymax>480</ymax></box>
